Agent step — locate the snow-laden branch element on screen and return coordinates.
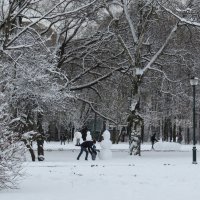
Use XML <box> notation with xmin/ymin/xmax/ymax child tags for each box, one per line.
<box><xmin>5</xmin><ymin>0</ymin><xmax>97</xmax><ymax>48</ymax></box>
<box><xmin>76</xmin><ymin>96</ymin><xmax>117</xmax><ymax>124</ymax></box>
<box><xmin>68</xmin><ymin>64</ymin><xmax>100</xmax><ymax>86</ymax></box>
<box><xmin>46</xmin><ymin>68</ymin><xmax>69</xmax><ymax>83</ymax></box>
<box><xmin>148</xmin><ymin>66</ymin><xmax>179</xmax><ymax>83</ymax></box>
<box><xmin>142</xmin><ymin>23</ymin><xmax>178</xmax><ymax>74</ymax></box>
<box><xmin>143</xmin><ymin>57</ymin><xmax>179</xmax><ymax>83</ymax></box>
<box><xmin>11</xmin><ymin>0</ymin><xmax>32</xmax><ymax>22</ymax></box>
<box><xmin>116</xmin><ymin>34</ymin><xmax>135</xmax><ymax>66</ymax></box>
<box><xmin>70</xmin><ymin>65</ymin><xmax>123</xmax><ymax>91</ymax></box>
<box><xmin>43</xmin><ymin>0</ymin><xmax>98</xmax><ymax>19</ymax></box>
<box><xmin>6</xmin><ymin>44</ymin><xmax>35</xmax><ymax>49</ymax></box>
<box><xmin>122</xmin><ymin>0</ymin><xmax>138</xmax><ymax>44</ymax></box>
<box><xmin>161</xmin><ymin>4</ymin><xmax>200</xmax><ymax>27</ymax></box>
<box><xmin>5</xmin><ymin>0</ymin><xmax>66</xmax><ymax>47</ymax></box>
<box><xmin>103</xmin><ymin>1</ymin><xmax>135</xmax><ymax>66</ymax></box>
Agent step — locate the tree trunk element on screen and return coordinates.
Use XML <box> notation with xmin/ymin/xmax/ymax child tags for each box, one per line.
<box><xmin>172</xmin><ymin>122</ymin><xmax>176</xmax><ymax>142</ymax></box>
<box><xmin>36</xmin><ymin>134</ymin><xmax>45</xmax><ymax>161</ymax></box>
<box><xmin>187</xmin><ymin>127</ymin><xmax>190</xmax><ymax>144</ymax></box>
<box><xmin>22</xmin><ymin>139</ymin><xmax>35</xmax><ymax>161</ymax></box>
<box><xmin>164</xmin><ymin>118</ymin><xmax>168</xmax><ymax>141</ymax></box>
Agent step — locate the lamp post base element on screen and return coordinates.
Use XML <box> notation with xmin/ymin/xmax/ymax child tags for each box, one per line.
<box><xmin>192</xmin><ymin>146</ymin><xmax>197</xmax><ymax>164</ymax></box>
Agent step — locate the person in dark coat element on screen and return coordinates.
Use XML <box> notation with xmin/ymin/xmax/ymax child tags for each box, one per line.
<box><xmin>177</xmin><ymin>133</ymin><xmax>183</xmax><ymax>144</ymax></box>
<box><xmin>151</xmin><ymin>133</ymin><xmax>158</xmax><ymax>150</ymax></box>
<box><xmin>77</xmin><ymin>140</ymin><xmax>96</xmax><ymax>160</ymax></box>
<box><xmin>60</xmin><ymin>134</ymin><xmax>66</xmax><ymax>145</ymax></box>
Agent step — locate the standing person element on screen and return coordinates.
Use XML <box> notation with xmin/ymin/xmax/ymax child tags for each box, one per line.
<box><xmin>77</xmin><ymin>140</ymin><xmax>96</xmax><ymax>160</ymax></box>
<box><xmin>177</xmin><ymin>133</ymin><xmax>183</xmax><ymax>144</ymax></box>
<box><xmin>151</xmin><ymin>133</ymin><xmax>158</xmax><ymax>150</ymax></box>
<box><xmin>91</xmin><ymin>144</ymin><xmax>100</xmax><ymax>160</ymax></box>
<box><xmin>60</xmin><ymin>134</ymin><xmax>66</xmax><ymax>145</ymax></box>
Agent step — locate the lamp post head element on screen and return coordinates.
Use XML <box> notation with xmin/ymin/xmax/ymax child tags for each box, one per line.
<box><xmin>190</xmin><ymin>77</ymin><xmax>198</xmax><ymax>86</ymax></box>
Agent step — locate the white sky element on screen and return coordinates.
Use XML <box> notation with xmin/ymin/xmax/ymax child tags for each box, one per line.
<box><xmin>1</xmin><ymin>142</ymin><xmax>200</xmax><ymax>200</ymax></box>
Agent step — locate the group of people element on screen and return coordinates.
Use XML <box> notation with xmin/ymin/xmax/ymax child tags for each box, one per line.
<box><xmin>77</xmin><ymin>133</ymin><xmax>158</xmax><ymax>160</ymax></box>
<box><xmin>77</xmin><ymin>139</ymin><xmax>99</xmax><ymax>161</ymax></box>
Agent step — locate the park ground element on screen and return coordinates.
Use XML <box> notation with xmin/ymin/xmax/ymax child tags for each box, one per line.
<box><xmin>1</xmin><ymin>142</ymin><xmax>200</xmax><ymax>200</ymax></box>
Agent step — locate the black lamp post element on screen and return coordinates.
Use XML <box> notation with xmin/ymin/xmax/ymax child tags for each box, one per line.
<box><xmin>190</xmin><ymin>77</ymin><xmax>198</xmax><ymax>164</ymax></box>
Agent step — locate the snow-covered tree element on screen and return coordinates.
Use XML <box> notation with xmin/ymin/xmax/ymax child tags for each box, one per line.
<box><xmin>96</xmin><ymin>0</ymin><xmax>200</xmax><ymax>154</ymax></box>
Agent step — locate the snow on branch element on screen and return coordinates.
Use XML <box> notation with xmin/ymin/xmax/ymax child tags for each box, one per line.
<box><xmin>122</xmin><ymin>0</ymin><xmax>138</xmax><ymax>44</ymax></box>
<box><xmin>5</xmin><ymin>0</ymin><xmax>66</xmax><ymax>47</ymax></box>
<box><xmin>11</xmin><ymin>0</ymin><xmax>32</xmax><ymax>22</ymax></box>
<box><xmin>143</xmin><ymin>57</ymin><xmax>179</xmax><ymax>83</ymax></box>
<box><xmin>76</xmin><ymin>96</ymin><xmax>117</xmax><ymax>124</ymax></box>
<box><xmin>46</xmin><ymin>68</ymin><xmax>69</xmax><ymax>83</ymax></box>
<box><xmin>70</xmin><ymin>65</ymin><xmax>123</xmax><ymax>91</ymax></box>
<box><xmin>116</xmin><ymin>34</ymin><xmax>135</xmax><ymax>66</ymax></box>
<box><xmin>43</xmin><ymin>0</ymin><xmax>98</xmax><ymax>19</ymax></box>
<box><xmin>68</xmin><ymin>64</ymin><xmax>100</xmax><ymax>86</ymax></box>
<box><xmin>161</xmin><ymin>4</ymin><xmax>200</xmax><ymax>27</ymax></box>
<box><xmin>5</xmin><ymin>0</ymin><xmax>97</xmax><ymax>48</ymax></box>
<box><xmin>142</xmin><ymin>23</ymin><xmax>178</xmax><ymax>74</ymax></box>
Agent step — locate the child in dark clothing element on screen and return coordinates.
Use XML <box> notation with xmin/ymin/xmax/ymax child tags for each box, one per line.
<box><xmin>91</xmin><ymin>144</ymin><xmax>100</xmax><ymax>160</ymax></box>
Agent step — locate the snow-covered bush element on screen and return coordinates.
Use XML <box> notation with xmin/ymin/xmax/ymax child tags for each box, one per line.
<box><xmin>0</xmin><ymin>131</ymin><xmax>25</xmax><ymax>190</ymax></box>
<box><xmin>154</xmin><ymin>142</ymin><xmax>181</xmax><ymax>151</ymax></box>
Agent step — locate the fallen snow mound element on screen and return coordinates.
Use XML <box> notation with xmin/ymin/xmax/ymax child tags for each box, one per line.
<box><xmin>154</xmin><ymin>142</ymin><xmax>181</xmax><ymax>151</ymax></box>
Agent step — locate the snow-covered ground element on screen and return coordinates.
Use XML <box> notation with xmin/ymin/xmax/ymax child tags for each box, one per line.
<box><xmin>30</xmin><ymin>141</ymin><xmax>191</xmax><ymax>151</ymax></box>
<box><xmin>1</xmin><ymin>142</ymin><xmax>200</xmax><ymax>200</ymax></box>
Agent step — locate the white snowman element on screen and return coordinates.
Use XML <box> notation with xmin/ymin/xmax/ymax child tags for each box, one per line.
<box><xmin>73</xmin><ymin>131</ymin><xmax>83</xmax><ymax>146</ymax></box>
<box><xmin>99</xmin><ymin>130</ymin><xmax>112</xmax><ymax>160</ymax></box>
<box><xmin>86</xmin><ymin>131</ymin><xmax>92</xmax><ymax>141</ymax></box>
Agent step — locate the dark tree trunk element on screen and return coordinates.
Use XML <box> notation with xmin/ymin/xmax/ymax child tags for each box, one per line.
<box><xmin>164</xmin><ymin>118</ymin><xmax>168</xmax><ymax>141</ymax></box>
<box><xmin>37</xmin><ymin>144</ymin><xmax>44</xmax><ymax>157</ymax></box>
<box><xmin>28</xmin><ymin>145</ymin><xmax>36</xmax><ymax>162</ymax></box>
<box><xmin>37</xmin><ymin>113</ymin><xmax>44</xmax><ymax>134</ymax></box>
<box><xmin>36</xmin><ymin>134</ymin><xmax>45</xmax><ymax>161</ymax></box>
<box><xmin>173</xmin><ymin>123</ymin><xmax>176</xmax><ymax>142</ymax></box>
<box><xmin>187</xmin><ymin>127</ymin><xmax>190</xmax><ymax>144</ymax></box>
<box><xmin>169</xmin><ymin>120</ymin><xmax>173</xmax><ymax>142</ymax></box>
<box><xmin>141</xmin><ymin>124</ymin><xmax>144</xmax><ymax>143</ymax></box>
<box><xmin>112</xmin><ymin>127</ymin><xmax>117</xmax><ymax>144</ymax></box>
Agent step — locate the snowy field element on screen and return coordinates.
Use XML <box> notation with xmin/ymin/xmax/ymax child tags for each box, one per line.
<box><xmin>1</xmin><ymin>142</ymin><xmax>200</xmax><ymax>200</ymax></box>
